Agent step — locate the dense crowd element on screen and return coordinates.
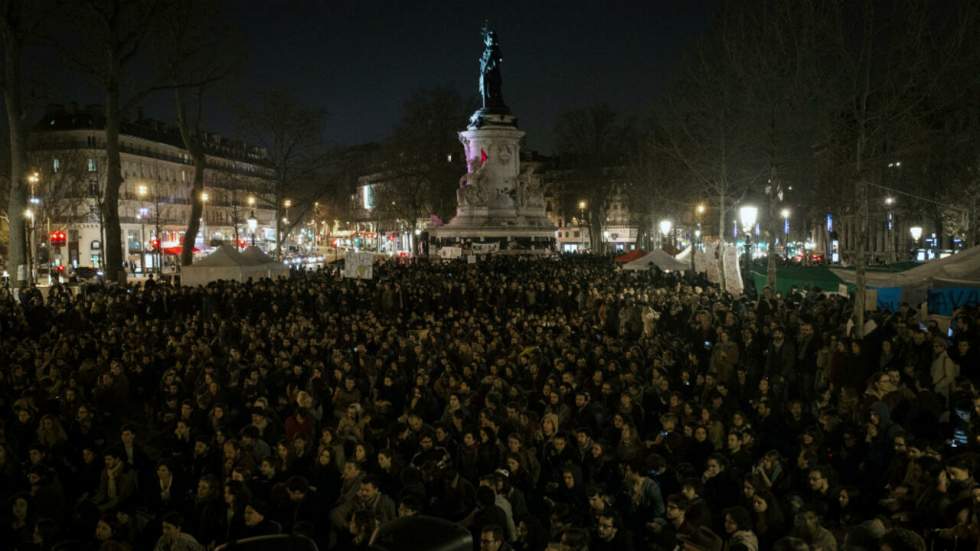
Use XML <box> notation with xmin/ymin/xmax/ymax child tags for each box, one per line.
<box><xmin>1</xmin><ymin>255</ymin><xmax>979</xmax><ymax>551</ymax></box>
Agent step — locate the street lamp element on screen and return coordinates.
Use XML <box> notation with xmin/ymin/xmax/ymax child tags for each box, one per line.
<box><xmin>739</xmin><ymin>205</ymin><xmax>758</xmax><ymax>234</ymax></box>
<box><xmin>780</xmin><ymin>208</ymin><xmax>791</xmax><ymax>251</ymax></box>
<box><xmin>247</xmin><ymin>211</ymin><xmax>258</xmax><ymax>247</ymax></box>
<box><xmin>199</xmin><ymin>191</ymin><xmax>210</xmax><ymax>248</ymax></box>
<box><xmin>910</xmin><ymin>225</ymin><xmax>923</xmax><ymax>258</ymax></box>
<box><xmin>659</xmin><ymin>219</ymin><xmax>673</xmax><ymax>250</ymax></box>
<box><xmin>24</xmin><ymin>208</ymin><xmax>34</xmax><ymax>285</ymax></box>
<box><xmin>137</xmin><ymin>207</ymin><xmax>149</xmax><ymax>275</ymax></box>
<box><xmin>739</xmin><ymin>204</ymin><xmax>758</xmax><ymax>275</ymax></box>
<box><xmin>696</xmin><ymin>203</ymin><xmax>706</xmax><ymax>215</ymax></box>
<box><xmin>137</xmin><ymin>185</ymin><xmax>149</xmax><ymax>274</ymax></box>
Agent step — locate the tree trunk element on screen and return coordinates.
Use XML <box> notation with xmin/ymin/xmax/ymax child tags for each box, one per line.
<box><xmin>180</xmin><ymin>155</ymin><xmax>205</xmax><ymax>266</ymax></box>
<box><xmin>175</xmin><ymin>86</ymin><xmax>206</xmax><ymax>267</ymax></box>
<box><xmin>2</xmin><ymin>35</ymin><xmax>27</xmax><ymax>287</ymax></box>
<box><xmin>590</xmin><ymin>201</ymin><xmax>603</xmax><ymax>253</ymax></box>
<box><xmin>104</xmin><ymin>72</ymin><xmax>125</xmax><ymax>284</ymax></box>
<box><xmin>766</xmin><ymin>111</ymin><xmax>778</xmax><ymax>290</ymax></box>
<box><xmin>274</xmin><ymin>189</ymin><xmax>283</xmax><ymax>259</ymax></box>
<box><xmin>851</xmin><ymin>0</ymin><xmax>877</xmax><ymax>339</ymax></box>
<box><xmin>635</xmin><ymin>214</ymin><xmax>650</xmax><ymax>252</ymax></box>
<box><xmin>853</xmin><ymin>180</ymin><xmax>869</xmax><ymax>337</ymax></box>
<box><xmin>717</xmin><ymin>184</ymin><xmax>727</xmax><ymax>293</ymax></box>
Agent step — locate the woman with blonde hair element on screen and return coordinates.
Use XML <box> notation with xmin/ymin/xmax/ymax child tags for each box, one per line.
<box><xmin>36</xmin><ymin>414</ymin><xmax>68</xmax><ymax>457</ymax></box>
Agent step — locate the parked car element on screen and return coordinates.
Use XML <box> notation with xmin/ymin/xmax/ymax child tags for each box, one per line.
<box><xmin>73</xmin><ymin>267</ymin><xmax>100</xmax><ymax>280</ymax></box>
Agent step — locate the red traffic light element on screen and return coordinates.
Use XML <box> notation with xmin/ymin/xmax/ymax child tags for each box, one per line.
<box><xmin>49</xmin><ymin>230</ymin><xmax>66</xmax><ymax>246</ymax></box>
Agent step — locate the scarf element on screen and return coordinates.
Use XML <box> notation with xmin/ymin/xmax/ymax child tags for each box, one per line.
<box><xmin>731</xmin><ymin>530</ymin><xmax>759</xmax><ymax>551</ymax></box>
<box><xmin>106</xmin><ymin>462</ymin><xmax>124</xmax><ymax>498</ymax></box>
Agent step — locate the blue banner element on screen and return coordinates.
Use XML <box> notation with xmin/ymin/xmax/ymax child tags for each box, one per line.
<box><xmin>875</xmin><ymin>287</ymin><xmax>903</xmax><ymax>312</ymax></box>
<box><xmin>928</xmin><ymin>287</ymin><xmax>980</xmax><ymax>316</ymax></box>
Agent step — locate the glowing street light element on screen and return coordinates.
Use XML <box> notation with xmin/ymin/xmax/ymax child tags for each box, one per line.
<box><xmin>200</xmin><ymin>191</ymin><xmax>209</xmax><ymax>203</ymax></box>
<box><xmin>578</xmin><ymin>200</ymin><xmax>587</xmax><ymax>210</ymax></box>
<box><xmin>739</xmin><ymin>204</ymin><xmax>758</xmax><ymax>273</ymax></box>
<box><xmin>137</xmin><ymin>184</ymin><xmax>148</xmax><ymax>198</ymax></box>
<box><xmin>780</xmin><ymin>208</ymin><xmax>791</xmax><ymax>220</ymax></box>
<box><xmin>284</xmin><ymin>199</ymin><xmax>292</xmax><ymax>208</ymax></box>
<box><xmin>659</xmin><ymin>219</ymin><xmax>673</xmax><ymax>236</ymax></box>
<box><xmin>910</xmin><ymin>226</ymin><xmax>923</xmax><ymax>242</ymax></box>
<box><xmin>247</xmin><ymin>195</ymin><xmax>256</xmax><ymax>207</ymax></box>
<box><xmin>696</xmin><ymin>203</ymin><xmax>706</xmax><ymax>215</ymax></box>
<box><xmin>247</xmin><ymin>211</ymin><xmax>258</xmax><ymax>247</ymax></box>
<box><xmin>885</xmin><ymin>197</ymin><xmax>895</xmax><ymax>206</ymax></box>
<box><xmin>738</xmin><ymin>205</ymin><xmax>758</xmax><ymax>234</ymax></box>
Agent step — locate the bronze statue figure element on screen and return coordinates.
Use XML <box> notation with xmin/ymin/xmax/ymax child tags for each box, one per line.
<box><xmin>478</xmin><ymin>25</ymin><xmax>508</xmax><ymax>113</ymax></box>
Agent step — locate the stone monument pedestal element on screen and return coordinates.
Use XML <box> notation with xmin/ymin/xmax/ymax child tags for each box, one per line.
<box><xmin>431</xmin><ymin>112</ymin><xmax>555</xmax><ymax>254</ymax></box>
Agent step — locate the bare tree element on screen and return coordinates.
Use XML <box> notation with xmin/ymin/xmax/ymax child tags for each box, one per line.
<box><xmin>657</xmin><ymin>23</ymin><xmax>756</xmax><ymax>291</ymax></box>
<box><xmin>0</xmin><ymin>0</ymin><xmax>47</xmax><ymax>284</ymax></box>
<box><xmin>51</xmin><ymin>0</ymin><xmax>175</xmax><ymax>282</ymax></box>
<box><xmin>554</xmin><ymin>103</ymin><xmax>631</xmax><ymax>253</ymax></box>
<box><xmin>623</xmin><ymin>123</ymin><xmax>692</xmax><ymax>251</ymax></box>
<box><xmin>722</xmin><ymin>0</ymin><xmax>826</xmax><ymax>289</ymax></box>
<box><xmin>162</xmin><ymin>0</ymin><xmax>242</xmax><ymax>266</ymax></box>
<box><xmin>819</xmin><ymin>0</ymin><xmax>979</xmax><ymax>336</ymax></box>
<box><xmin>373</xmin><ymin>86</ymin><xmax>469</xmax><ymax>232</ymax></box>
<box><xmin>236</xmin><ymin>89</ymin><xmax>326</xmax><ymax>259</ymax></box>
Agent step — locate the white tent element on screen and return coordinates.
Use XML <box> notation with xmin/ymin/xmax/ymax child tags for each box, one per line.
<box><xmin>180</xmin><ymin>245</ymin><xmax>289</xmax><ymax>286</ymax></box>
<box><xmin>675</xmin><ymin>246</ymin><xmax>692</xmax><ymax>264</ymax></box>
<box><xmin>622</xmin><ymin>250</ymin><xmax>689</xmax><ymax>272</ymax></box>
<box><xmin>240</xmin><ymin>246</ymin><xmax>290</xmax><ymax>279</ymax></box>
<box><xmin>831</xmin><ymin>246</ymin><xmax>980</xmax><ymax>306</ymax></box>
<box><xmin>832</xmin><ymin>246</ymin><xmax>980</xmax><ymax>288</ymax></box>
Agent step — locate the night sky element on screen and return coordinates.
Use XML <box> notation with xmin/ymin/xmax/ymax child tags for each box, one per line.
<box><xmin>48</xmin><ymin>1</ymin><xmax>717</xmax><ymax>154</ymax></box>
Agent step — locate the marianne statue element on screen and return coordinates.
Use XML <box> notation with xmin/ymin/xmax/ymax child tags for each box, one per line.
<box><xmin>478</xmin><ymin>25</ymin><xmax>509</xmax><ymax>114</ymax></box>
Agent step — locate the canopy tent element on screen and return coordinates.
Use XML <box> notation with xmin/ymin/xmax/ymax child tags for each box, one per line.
<box><xmin>162</xmin><ymin>245</ymin><xmax>200</xmax><ymax>256</ymax></box>
<box><xmin>180</xmin><ymin>245</ymin><xmax>289</xmax><ymax>286</ymax></box>
<box><xmin>832</xmin><ymin>246</ymin><xmax>980</xmax><ymax>310</ymax></box>
<box><xmin>621</xmin><ymin>250</ymin><xmax>689</xmax><ymax>272</ymax></box>
<box><xmin>832</xmin><ymin>246</ymin><xmax>980</xmax><ymax>288</ymax></box>
<box><xmin>749</xmin><ymin>265</ymin><xmax>845</xmax><ymax>297</ymax></box>
<box><xmin>675</xmin><ymin>246</ymin><xmax>692</xmax><ymax>264</ymax></box>
<box><xmin>240</xmin><ymin>246</ymin><xmax>290</xmax><ymax>279</ymax></box>
<box><xmin>614</xmin><ymin>249</ymin><xmax>647</xmax><ymax>264</ymax></box>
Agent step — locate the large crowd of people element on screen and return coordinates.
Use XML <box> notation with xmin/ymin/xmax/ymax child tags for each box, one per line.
<box><xmin>0</xmin><ymin>255</ymin><xmax>978</xmax><ymax>551</ymax></box>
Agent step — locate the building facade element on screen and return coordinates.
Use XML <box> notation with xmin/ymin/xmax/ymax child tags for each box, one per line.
<box><xmin>29</xmin><ymin>104</ymin><xmax>277</xmax><ymax>274</ymax></box>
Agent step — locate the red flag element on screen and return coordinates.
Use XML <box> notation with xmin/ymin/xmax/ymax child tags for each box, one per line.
<box><xmin>480</xmin><ymin>148</ymin><xmax>488</xmax><ymax>164</ymax></box>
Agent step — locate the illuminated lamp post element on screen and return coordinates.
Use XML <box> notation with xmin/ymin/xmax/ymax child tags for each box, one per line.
<box><xmin>659</xmin><ymin>219</ymin><xmax>673</xmax><ymax>250</ymax></box>
<box><xmin>739</xmin><ymin>204</ymin><xmax>758</xmax><ymax>275</ymax></box>
<box><xmin>910</xmin><ymin>225</ymin><xmax>923</xmax><ymax>260</ymax></box>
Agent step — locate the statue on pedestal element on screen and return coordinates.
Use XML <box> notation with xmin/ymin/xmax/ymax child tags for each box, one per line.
<box><xmin>478</xmin><ymin>24</ymin><xmax>508</xmax><ymax>114</ymax></box>
<box><xmin>457</xmin><ymin>158</ymin><xmax>489</xmax><ymax>207</ymax></box>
